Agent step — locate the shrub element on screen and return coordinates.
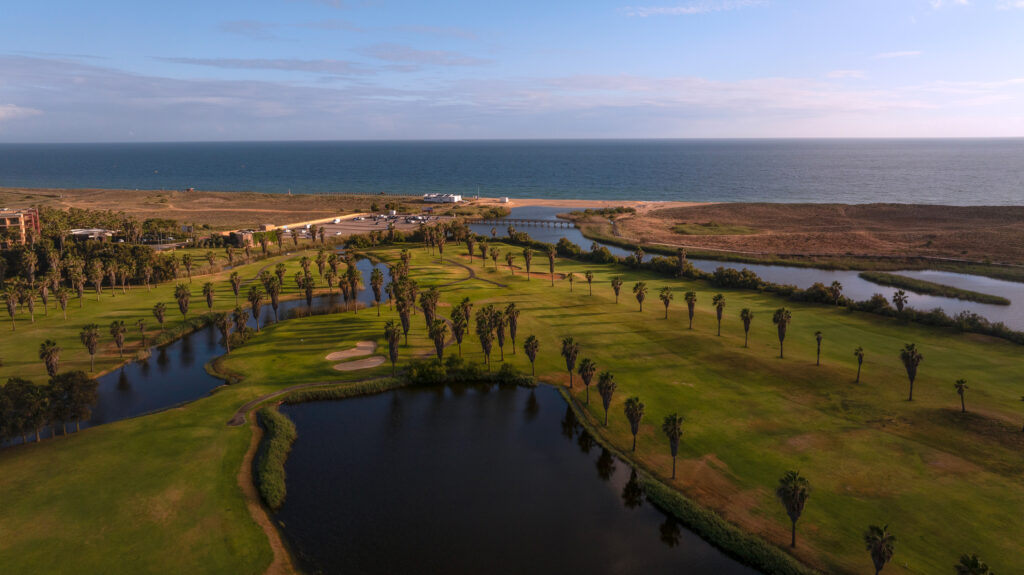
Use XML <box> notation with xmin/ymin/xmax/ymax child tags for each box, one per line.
<box><xmin>254</xmin><ymin>406</ymin><xmax>297</xmax><ymax>510</ymax></box>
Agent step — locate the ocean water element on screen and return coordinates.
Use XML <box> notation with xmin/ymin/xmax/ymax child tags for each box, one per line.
<box><xmin>1</xmin><ymin>139</ymin><xmax>1023</xmax><ymax>204</ymax></box>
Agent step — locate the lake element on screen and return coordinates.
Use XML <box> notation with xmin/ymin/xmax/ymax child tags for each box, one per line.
<box><xmin>275</xmin><ymin>384</ymin><xmax>759</xmax><ymax>575</ymax></box>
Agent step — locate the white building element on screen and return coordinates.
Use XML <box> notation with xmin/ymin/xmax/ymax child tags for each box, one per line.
<box><xmin>423</xmin><ymin>193</ymin><xmax>463</xmax><ymax>203</ymax></box>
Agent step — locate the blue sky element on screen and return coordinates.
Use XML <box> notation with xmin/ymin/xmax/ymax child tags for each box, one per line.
<box><xmin>1</xmin><ymin>0</ymin><xmax>1022</xmax><ymax>141</ymax></box>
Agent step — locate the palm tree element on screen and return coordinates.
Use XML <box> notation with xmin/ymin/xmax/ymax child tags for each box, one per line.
<box><xmin>829</xmin><ymin>281</ymin><xmax>843</xmax><ymax>305</ymax></box>
<box><xmin>384</xmin><ymin>320</ymin><xmax>402</xmax><ymax>375</ymax></box>
<box><xmin>900</xmin><ymin>343</ymin><xmax>923</xmax><ymax>401</ymax></box>
<box><xmin>546</xmin><ymin>246</ymin><xmax>556</xmax><ymax>287</ymax></box>
<box><xmin>109</xmin><ymin>320</ymin><xmax>126</xmax><ymax>358</ymax></box>
<box><xmin>577</xmin><ymin>358</ymin><xmax>597</xmax><ymax>404</ymax></box>
<box><xmin>892</xmin><ymin>289</ymin><xmax>908</xmax><ymax>313</ymax></box>
<box><xmin>524</xmin><ymin>335</ymin><xmax>539</xmax><ymax>376</ymax></box>
<box><xmin>567</xmin><ymin>272</ymin><xmax>575</xmax><ymax>292</ymax></box>
<box><xmin>466</xmin><ymin>236</ymin><xmax>476</xmax><ymax>263</ymax></box>
<box><xmin>152</xmin><ymin>302</ymin><xmax>166</xmax><ymax>332</ymax></box>
<box><xmin>659</xmin><ymin>287</ymin><xmax>673</xmax><ymax>319</ymax></box>
<box><xmin>661</xmin><ymin>413</ymin><xmax>684</xmax><ymax>479</ymax></box>
<box><xmin>39</xmin><ymin>339</ymin><xmax>62</xmax><ymax>377</ymax></box>
<box><xmin>203</xmin><ymin>282</ymin><xmax>215</xmax><ymax>311</ymax></box>
<box><xmin>712</xmin><ymin>293</ymin><xmax>726</xmax><ymax>335</ymax></box>
<box><xmin>248</xmin><ymin>286</ymin><xmax>264</xmax><ymax>331</ymax></box>
<box><xmin>505</xmin><ymin>303</ymin><xmax>520</xmax><ymax>354</ymax></box>
<box><xmin>597</xmin><ymin>371</ymin><xmax>616</xmax><ymax>426</ymax></box>
<box><xmin>475</xmin><ymin>307</ymin><xmax>495</xmax><ymax>370</ymax></box>
<box><xmin>815</xmin><ymin>331</ymin><xmax>823</xmax><ymax>366</ymax></box>
<box><xmin>775</xmin><ymin>470</ymin><xmax>811</xmax><ymax>548</ymax></box>
<box><xmin>136</xmin><ymin>319</ymin><xmax>147</xmax><ymax>348</ymax></box>
<box><xmin>428</xmin><ymin>318</ymin><xmax>449</xmax><ymax>361</ymax></box>
<box><xmin>740</xmin><ymin>308</ymin><xmax>753</xmax><ymax>347</ymax></box>
<box><xmin>522</xmin><ymin>247</ymin><xmax>533</xmax><ymax>280</ymax></box>
<box><xmin>854</xmin><ymin>346</ymin><xmax>865</xmax><ymax>383</ymax></box>
<box><xmin>955</xmin><ymin>554</ymin><xmax>993</xmax><ymax>575</ymax></box>
<box><xmin>25</xmin><ymin>288</ymin><xmax>37</xmax><ymax>323</ymax></box>
<box><xmin>450</xmin><ymin>307</ymin><xmax>467</xmax><ymax>356</ymax></box>
<box><xmin>611</xmin><ymin>276</ymin><xmax>623</xmax><ymax>303</ymax></box>
<box><xmin>3</xmin><ymin>285</ymin><xmax>18</xmax><ymax>330</ymax></box>
<box><xmin>229</xmin><ymin>271</ymin><xmax>241</xmax><ymax>306</ymax></box>
<box><xmin>489</xmin><ymin>247</ymin><xmax>500</xmax><ymax>271</ymax></box>
<box><xmin>206</xmin><ymin>250</ymin><xmax>217</xmax><ymax>269</ymax></box>
<box><xmin>864</xmin><ymin>525</ymin><xmax>896</xmax><ymax>575</ymax></box>
<box><xmin>80</xmin><ymin>324</ymin><xmax>100</xmax><ymax>371</ymax></box>
<box><xmin>685</xmin><ymin>291</ymin><xmax>697</xmax><ymax>329</ymax></box>
<box><xmin>182</xmin><ymin>253</ymin><xmax>193</xmax><ymax>283</ymax></box>
<box><xmin>56</xmin><ymin>287</ymin><xmax>70</xmax><ymax>320</ymax></box>
<box><xmin>371</xmin><ymin>268</ymin><xmax>384</xmax><ymax>316</ymax></box>
<box><xmin>772</xmin><ymin>308</ymin><xmax>792</xmax><ymax>359</ymax></box>
<box><xmin>632</xmin><ymin>281</ymin><xmax>648</xmax><ymax>312</ymax></box>
<box><xmin>560</xmin><ymin>335</ymin><xmax>580</xmax><ymax>388</ymax></box>
<box><xmin>174</xmin><ymin>283</ymin><xmax>191</xmax><ymax>319</ymax></box>
<box><xmin>505</xmin><ymin>251</ymin><xmax>515</xmax><ymax>274</ymax></box>
<box><xmin>215</xmin><ymin>312</ymin><xmax>232</xmax><ymax>353</ymax></box>
<box><xmin>585</xmin><ymin>270</ymin><xmax>594</xmax><ymax>295</ymax></box>
<box><xmin>478</xmin><ymin>241</ymin><xmax>488</xmax><ymax>267</ymax></box>
<box><xmin>624</xmin><ymin>396</ymin><xmax>645</xmax><ymax>451</ymax></box>
<box><xmin>954</xmin><ymin>378</ymin><xmax>968</xmax><ymax>413</ymax></box>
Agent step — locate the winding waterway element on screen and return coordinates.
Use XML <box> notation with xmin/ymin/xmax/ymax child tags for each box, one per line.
<box><xmin>33</xmin><ymin>257</ymin><xmax>393</xmax><ymax>438</ymax></box>
<box><xmin>469</xmin><ymin>206</ymin><xmax>1024</xmax><ymax>331</ymax></box>
<box><xmin>275</xmin><ymin>384</ymin><xmax>759</xmax><ymax>574</ymax></box>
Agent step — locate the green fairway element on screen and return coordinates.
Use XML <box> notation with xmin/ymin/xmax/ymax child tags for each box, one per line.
<box><xmin>1</xmin><ymin>241</ymin><xmax>1022</xmax><ymax>574</ymax></box>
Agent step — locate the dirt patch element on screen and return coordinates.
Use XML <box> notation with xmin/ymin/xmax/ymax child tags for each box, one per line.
<box><xmin>331</xmin><ymin>356</ymin><xmax>386</xmax><ymax>371</ymax></box>
<box><xmin>238</xmin><ymin>416</ymin><xmax>297</xmax><ymax>575</ymax></box>
<box><xmin>324</xmin><ymin>341</ymin><xmax>376</xmax><ymax>361</ymax></box>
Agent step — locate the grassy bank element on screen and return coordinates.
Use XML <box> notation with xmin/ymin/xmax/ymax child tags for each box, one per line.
<box><xmin>560</xmin><ymin>388</ymin><xmax>818</xmax><ymax>575</ymax></box>
<box><xmin>858</xmin><ymin>271</ymin><xmax>1011</xmax><ymax>305</ymax></box>
<box><xmin>254</xmin><ymin>406</ymin><xmax>297</xmax><ymax>510</ymax></box>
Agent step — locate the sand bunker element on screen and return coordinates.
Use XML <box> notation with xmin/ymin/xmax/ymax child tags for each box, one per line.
<box><xmin>325</xmin><ymin>341</ymin><xmax>376</xmax><ymax>361</ymax></box>
<box><xmin>332</xmin><ymin>356</ymin><xmax>386</xmax><ymax>371</ymax></box>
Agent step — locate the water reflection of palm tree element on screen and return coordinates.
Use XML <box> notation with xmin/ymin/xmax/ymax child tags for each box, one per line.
<box><xmin>157</xmin><ymin>347</ymin><xmax>170</xmax><ymax>371</ymax></box>
<box><xmin>596</xmin><ymin>448</ymin><xmax>616</xmax><ymax>482</ymax></box>
<box><xmin>524</xmin><ymin>390</ymin><xmax>539</xmax><ymax>421</ymax></box>
<box><xmin>117</xmin><ymin>369</ymin><xmax>131</xmax><ymax>391</ymax></box>
<box><xmin>621</xmin><ymin>468</ymin><xmax>644</xmax><ymax>509</ymax></box>
<box><xmin>560</xmin><ymin>404</ymin><xmax>579</xmax><ymax>440</ymax></box>
<box><xmin>577</xmin><ymin>430</ymin><xmax>594</xmax><ymax>454</ymax></box>
<box><xmin>659</xmin><ymin>517</ymin><xmax>682</xmax><ymax>548</ymax></box>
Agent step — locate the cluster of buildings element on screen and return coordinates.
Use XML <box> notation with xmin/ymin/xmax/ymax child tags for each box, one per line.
<box><xmin>422</xmin><ymin>193</ymin><xmax>463</xmax><ymax>203</ymax></box>
<box><xmin>0</xmin><ymin>208</ymin><xmax>41</xmax><ymax>245</ymax></box>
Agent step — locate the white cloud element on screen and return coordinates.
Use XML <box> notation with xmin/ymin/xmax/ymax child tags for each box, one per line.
<box><xmin>996</xmin><ymin>0</ymin><xmax>1024</xmax><ymax>8</ymax></box>
<box><xmin>0</xmin><ymin>104</ymin><xmax>42</xmax><ymax>122</ymax></box>
<box><xmin>929</xmin><ymin>0</ymin><xmax>969</xmax><ymax>8</ymax></box>
<box><xmin>875</xmin><ymin>50</ymin><xmax>922</xmax><ymax>59</ymax></box>
<box><xmin>827</xmin><ymin>70</ymin><xmax>867</xmax><ymax>79</ymax></box>
<box><xmin>624</xmin><ymin>0</ymin><xmax>765</xmax><ymax>17</ymax></box>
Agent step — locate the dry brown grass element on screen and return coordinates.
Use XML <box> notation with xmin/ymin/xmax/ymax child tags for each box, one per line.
<box><xmin>614</xmin><ymin>203</ymin><xmax>1024</xmax><ymax>264</ymax></box>
<box><xmin>0</xmin><ymin>187</ymin><xmax>421</xmax><ymax>230</ymax></box>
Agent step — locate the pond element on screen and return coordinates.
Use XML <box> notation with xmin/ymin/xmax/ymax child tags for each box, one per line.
<box><xmin>469</xmin><ymin>206</ymin><xmax>1024</xmax><ymax>331</ymax></box>
<box><xmin>6</xmin><ymin>257</ymin><xmax>395</xmax><ymax>443</ymax></box>
<box><xmin>275</xmin><ymin>384</ymin><xmax>759</xmax><ymax>575</ymax></box>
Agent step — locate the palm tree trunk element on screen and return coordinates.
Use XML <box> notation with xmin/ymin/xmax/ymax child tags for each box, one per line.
<box><xmin>744</xmin><ymin>331</ymin><xmax>749</xmax><ymax>347</ymax></box>
<box><xmin>90</xmin><ymin>354</ymin><xmax>95</xmax><ymax>372</ymax></box>
<box><xmin>961</xmin><ymin>396</ymin><xmax>965</xmax><ymax>413</ymax></box>
<box><xmin>531</xmin><ymin>362</ymin><xmax>535</xmax><ymax>376</ymax></box>
<box><xmin>671</xmin><ymin>457</ymin><xmax>676</xmax><ymax>479</ymax></box>
<box><xmin>856</xmin><ymin>364</ymin><xmax>861</xmax><ymax>383</ymax></box>
<box><xmin>791</xmin><ymin>521</ymin><xmax>796</xmax><ymax>547</ymax></box>
<box><xmin>908</xmin><ymin>380</ymin><xmax>914</xmax><ymax>401</ymax></box>
<box><xmin>631</xmin><ymin>435</ymin><xmax>636</xmax><ymax>451</ymax></box>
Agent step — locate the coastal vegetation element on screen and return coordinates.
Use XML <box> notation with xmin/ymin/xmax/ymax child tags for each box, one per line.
<box><xmin>1</xmin><ymin>219</ymin><xmax>1021</xmax><ymax>574</ymax></box>
<box><xmin>671</xmin><ymin>222</ymin><xmax>759</xmax><ymax>236</ymax></box>
<box><xmin>858</xmin><ymin>271</ymin><xmax>1011</xmax><ymax>305</ymax></box>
